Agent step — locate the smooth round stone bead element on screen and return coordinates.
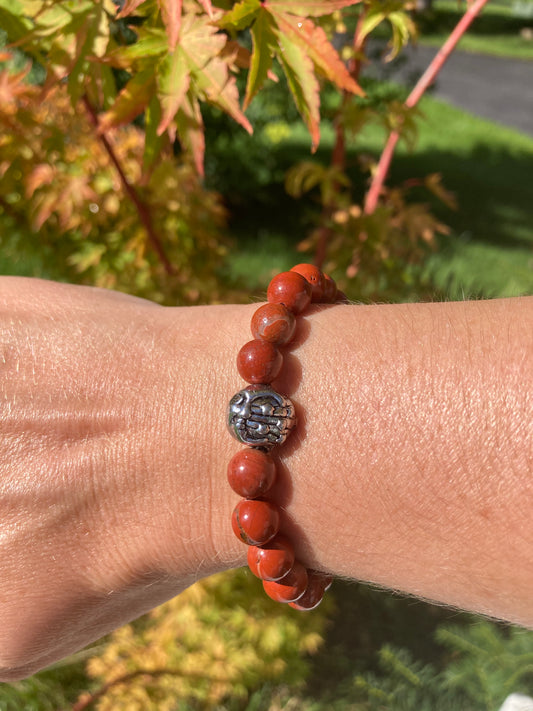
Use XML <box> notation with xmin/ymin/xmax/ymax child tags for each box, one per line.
<box><xmin>263</xmin><ymin>561</ymin><xmax>308</xmax><ymax>603</ymax></box>
<box><xmin>251</xmin><ymin>303</ymin><xmax>296</xmax><ymax>346</ymax></box>
<box><xmin>323</xmin><ymin>273</ymin><xmax>338</xmax><ymax>303</ymax></box>
<box><xmin>289</xmin><ymin>571</ymin><xmax>333</xmax><ymax>611</ymax></box>
<box><xmin>231</xmin><ymin>499</ymin><xmax>280</xmax><ymax>546</ymax></box>
<box><xmin>267</xmin><ymin>271</ymin><xmax>312</xmax><ymax>314</ymax></box>
<box><xmin>237</xmin><ymin>339</ymin><xmax>283</xmax><ymax>384</ymax></box>
<box><xmin>227</xmin><ymin>448</ymin><xmax>276</xmax><ymax>498</ymax></box>
<box><xmin>336</xmin><ymin>290</ymin><xmax>349</xmax><ymax>304</ymax></box>
<box><xmin>247</xmin><ymin>535</ymin><xmax>295</xmax><ymax>581</ymax></box>
<box><xmin>290</xmin><ymin>263</ymin><xmax>325</xmax><ymax>302</ymax></box>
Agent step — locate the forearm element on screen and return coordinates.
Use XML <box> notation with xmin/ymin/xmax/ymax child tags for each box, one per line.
<box><xmin>200</xmin><ymin>297</ymin><xmax>533</xmax><ymax>626</ymax></box>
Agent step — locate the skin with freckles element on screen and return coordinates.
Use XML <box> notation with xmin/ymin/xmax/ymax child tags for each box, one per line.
<box><xmin>0</xmin><ymin>277</ymin><xmax>531</xmax><ymax>681</ymax></box>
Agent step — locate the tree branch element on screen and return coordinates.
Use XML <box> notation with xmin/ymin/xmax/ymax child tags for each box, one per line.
<box><xmin>82</xmin><ymin>96</ymin><xmax>175</xmax><ymax>275</ymax></box>
<box><xmin>315</xmin><ymin>10</ymin><xmax>368</xmax><ymax>269</ymax></box>
<box><xmin>364</xmin><ymin>0</ymin><xmax>490</xmax><ymax>215</ymax></box>
<box><xmin>70</xmin><ymin>667</ymin><xmax>232</xmax><ymax>711</ymax></box>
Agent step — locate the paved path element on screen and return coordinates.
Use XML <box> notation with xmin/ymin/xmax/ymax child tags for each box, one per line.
<box><xmin>365</xmin><ymin>45</ymin><xmax>533</xmax><ymax>136</ymax></box>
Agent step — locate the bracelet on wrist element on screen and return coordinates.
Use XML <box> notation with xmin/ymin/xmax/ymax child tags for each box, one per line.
<box><xmin>227</xmin><ymin>264</ymin><xmax>340</xmax><ymax>610</ymax></box>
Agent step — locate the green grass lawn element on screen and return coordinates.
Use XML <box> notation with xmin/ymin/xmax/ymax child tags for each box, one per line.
<box><xmin>416</xmin><ymin>0</ymin><xmax>533</xmax><ymax>60</ymax></box>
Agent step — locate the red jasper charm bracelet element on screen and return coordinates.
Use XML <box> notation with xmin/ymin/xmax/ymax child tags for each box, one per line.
<box><xmin>227</xmin><ymin>264</ymin><xmax>340</xmax><ymax>610</ymax></box>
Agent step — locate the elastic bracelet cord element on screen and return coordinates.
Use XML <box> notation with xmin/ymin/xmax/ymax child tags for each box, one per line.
<box><xmin>227</xmin><ymin>264</ymin><xmax>340</xmax><ymax>611</ymax></box>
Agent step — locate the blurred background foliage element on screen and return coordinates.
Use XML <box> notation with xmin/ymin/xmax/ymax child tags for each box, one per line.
<box><xmin>0</xmin><ymin>0</ymin><xmax>532</xmax><ymax>709</ymax></box>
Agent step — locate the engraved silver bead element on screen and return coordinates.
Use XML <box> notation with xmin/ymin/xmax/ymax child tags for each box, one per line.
<box><xmin>227</xmin><ymin>385</ymin><xmax>296</xmax><ymax>448</ymax></box>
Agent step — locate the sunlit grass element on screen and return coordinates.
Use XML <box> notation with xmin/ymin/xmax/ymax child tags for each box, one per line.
<box><xmin>416</xmin><ymin>0</ymin><xmax>533</xmax><ymax>60</ymax></box>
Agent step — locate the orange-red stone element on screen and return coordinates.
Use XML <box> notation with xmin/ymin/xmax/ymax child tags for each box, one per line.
<box><xmin>227</xmin><ymin>448</ymin><xmax>276</xmax><ymax>499</ymax></box>
<box><xmin>267</xmin><ymin>271</ymin><xmax>312</xmax><ymax>314</ymax></box>
<box><xmin>247</xmin><ymin>535</ymin><xmax>295</xmax><ymax>581</ymax></box>
<box><xmin>263</xmin><ymin>561</ymin><xmax>309</xmax><ymax>603</ymax></box>
<box><xmin>251</xmin><ymin>303</ymin><xmax>296</xmax><ymax>346</ymax></box>
<box><xmin>289</xmin><ymin>571</ymin><xmax>333</xmax><ymax>611</ymax></box>
<box><xmin>237</xmin><ymin>339</ymin><xmax>283</xmax><ymax>384</ymax></box>
<box><xmin>231</xmin><ymin>499</ymin><xmax>280</xmax><ymax>546</ymax></box>
<box><xmin>336</xmin><ymin>290</ymin><xmax>349</xmax><ymax>303</ymax></box>
<box><xmin>290</xmin><ymin>264</ymin><xmax>325</xmax><ymax>302</ymax></box>
<box><xmin>323</xmin><ymin>273</ymin><xmax>338</xmax><ymax>303</ymax></box>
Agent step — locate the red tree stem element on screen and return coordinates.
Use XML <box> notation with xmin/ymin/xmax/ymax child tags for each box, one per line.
<box><xmin>82</xmin><ymin>96</ymin><xmax>175</xmax><ymax>275</ymax></box>
<box><xmin>315</xmin><ymin>10</ymin><xmax>368</xmax><ymax>269</ymax></box>
<box><xmin>330</xmin><ymin>10</ymin><xmax>368</xmax><ymax>175</ymax></box>
<box><xmin>364</xmin><ymin>0</ymin><xmax>490</xmax><ymax>215</ymax></box>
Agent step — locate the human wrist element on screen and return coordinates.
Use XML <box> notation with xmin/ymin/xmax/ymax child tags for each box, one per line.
<box><xmin>142</xmin><ymin>304</ymin><xmax>250</xmax><ymax>580</ymax></box>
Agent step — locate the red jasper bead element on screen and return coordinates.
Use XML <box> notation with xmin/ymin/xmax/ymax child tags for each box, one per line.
<box><xmin>289</xmin><ymin>571</ymin><xmax>333</xmax><ymax>611</ymax></box>
<box><xmin>227</xmin><ymin>448</ymin><xmax>276</xmax><ymax>498</ymax></box>
<box><xmin>323</xmin><ymin>273</ymin><xmax>338</xmax><ymax>303</ymax></box>
<box><xmin>251</xmin><ymin>303</ymin><xmax>296</xmax><ymax>346</ymax></box>
<box><xmin>237</xmin><ymin>339</ymin><xmax>283</xmax><ymax>384</ymax></box>
<box><xmin>336</xmin><ymin>290</ymin><xmax>349</xmax><ymax>303</ymax></box>
<box><xmin>231</xmin><ymin>499</ymin><xmax>280</xmax><ymax>546</ymax></box>
<box><xmin>263</xmin><ymin>561</ymin><xmax>309</xmax><ymax>603</ymax></box>
<box><xmin>247</xmin><ymin>535</ymin><xmax>295</xmax><ymax>581</ymax></box>
<box><xmin>267</xmin><ymin>271</ymin><xmax>312</xmax><ymax>314</ymax></box>
<box><xmin>290</xmin><ymin>264</ymin><xmax>325</xmax><ymax>302</ymax></box>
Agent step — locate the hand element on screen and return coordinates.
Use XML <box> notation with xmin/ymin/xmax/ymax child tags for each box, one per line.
<box><xmin>0</xmin><ymin>278</ymin><xmax>241</xmax><ymax>680</ymax></box>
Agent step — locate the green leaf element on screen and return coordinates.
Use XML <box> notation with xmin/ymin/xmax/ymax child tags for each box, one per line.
<box><xmin>285</xmin><ymin>160</ymin><xmax>349</xmax><ymax>205</ymax></box>
<box><xmin>381</xmin><ymin>101</ymin><xmax>420</xmax><ymax>149</ymax></box>
<box><xmin>342</xmin><ymin>101</ymin><xmax>376</xmax><ymax>137</ymax></box>
<box><xmin>358</xmin><ymin>8</ymin><xmax>387</xmax><ymax>43</ymax></box>
<box><xmin>193</xmin><ymin>55</ymin><xmax>252</xmax><ymax>133</ymax></box>
<box><xmin>0</xmin><ymin>7</ymin><xmax>32</xmax><ymax>43</ymax></box>
<box><xmin>156</xmin><ymin>45</ymin><xmax>190</xmax><ymax>134</ymax></box>
<box><xmin>285</xmin><ymin>160</ymin><xmax>327</xmax><ymax>197</ymax></box>
<box><xmin>0</xmin><ymin>0</ymin><xmax>24</xmax><ymax>13</ymax></box>
<box><xmin>18</xmin><ymin>0</ymin><xmax>50</xmax><ymax>14</ymax></box>
<box><xmin>244</xmin><ymin>7</ymin><xmax>277</xmax><ymax>109</ymax></box>
<box><xmin>358</xmin><ymin>1</ymin><xmax>415</xmax><ymax>60</ymax></box>
<box><xmin>176</xmin><ymin>93</ymin><xmax>205</xmax><ymax>176</ymax></box>
<box><xmin>34</xmin><ymin>2</ymin><xmax>96</xmax><ymax>37</ymax></box>
<box><xmin>104</xmin><ymin>28</ymin><xmax>168</xmax><ymax>70</ymax></box>
<box><xmin>271</xmin><ymin>12</ymin><xmax>363</xmax><ymax>95</ymax></box>
<box><xmin>67</xmin><ymin>243</ymin><xmax>107</xmax><ymax>272</ymax></box>
<box><xmin>86</xmin><ymin>63</ymin><xmax>117</xmax><ymax>110</ymax></box>
<box><xmin>99</xmin><ymin>67</ymin><xmax>155</xmax><ymax>131</ymax></box>
<box><xmin>66</xmin><ymin>3</ymin><xmax>111</xmax><ymax>103</ymax></box>
<box><xmin>180</xmin><ymin>10</ymin><xmax>226</xmax><ymax>69</ymax></box>
<box><xmin>144</xmin><ymin>94</ymin><xmax>166</xmax><ymax>169</ymax></box>
<box><xmin>273</xmin><ymin>27</ymin><xmax>320</xmax><ymax>150</ymax></box>
<box><xmin>265</xmin><ymin>0</ymin><xmax>361</xmax><ymax>17</ymax></box>
<box><xmin>387</xmin><ymin>10</ymin><xmax>416</xmax><ymax>61</ymax></box>
<box><xmin>218</xmin><ymin>0</ymin><xmax>261</xmax><ymax>30</ymax></box>
<box><xmin>179</xmin><ymin>11</ymin><xmax>252</xmax><ymax>133</ymax></box>
<box><xmin>424</xmin><ymin>173</ymin><xmax>458</xmax><ymax>211</ymax></box>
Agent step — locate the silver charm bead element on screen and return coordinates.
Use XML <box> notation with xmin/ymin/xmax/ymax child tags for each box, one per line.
<box><xmin>228</xmin><ymin>385</ymin><xmax>296</xmax><ymax>448</ymax></box>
